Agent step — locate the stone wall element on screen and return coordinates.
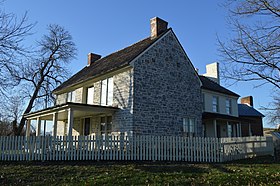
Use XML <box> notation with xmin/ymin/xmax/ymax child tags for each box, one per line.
<box><xmin>133</xmin><ymin>31</ymin><xmax>202</xmax><ymax>136</ymax></box>
<box><xmin>93</xmin><ymin>81</ymin><xmax>101</xmax><ymax>105</ymax></box>
<box><xmin>56</xmin><ymin>121</ymin><xmax>66</xmax><ymax>136</ymax></box>
<box><xmin>55</xmin><ymin>87</ymin><xmax>83</xmax><ymax>105</ymax></box>
<box><xmin>75</xmin><ymin>88</ymin><xmax>83</xmax><ymax>103</ymax></box>
<box><xmin>112</xmin><ymin>69</ymin><xmax>134</xmax><ymax>134</ymax></box>
<box><xmin>56</xmin><ymin>93</ymin><xmax>67</xmax><ymax>105</ymax></box>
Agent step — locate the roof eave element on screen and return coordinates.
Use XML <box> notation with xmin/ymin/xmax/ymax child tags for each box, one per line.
<box><xmin>202</xmin><ymin>87</ymin><xmax>240</xmax><ymax>98</ymax></box>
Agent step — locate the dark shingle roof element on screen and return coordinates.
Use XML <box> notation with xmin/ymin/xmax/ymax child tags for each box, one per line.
<box><xmin>54</xmin><ymin>29</ymin><xmax>171</xmax><ymax>93</ymax></box>
<box><xmin>238</xmin><ymin>104</ymin><xmax>265</xmax><ymax>117</ymax></box>
<box><xmin>202</xmin><ymin>112</ymin><xmax>240</xmax><ymax>121</ymax></box>
<box><xmin>199</xmin><ymin>75</ymin><xmax>239</xmax><ymax>97</ymax></box>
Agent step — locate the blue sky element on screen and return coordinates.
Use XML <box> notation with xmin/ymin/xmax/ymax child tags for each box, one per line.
<box><xmin>3</xmin><ymin>0</ymin><xmax>274</xmax><ymax>127</ymax></box>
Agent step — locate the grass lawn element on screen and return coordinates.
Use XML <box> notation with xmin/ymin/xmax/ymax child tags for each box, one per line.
<box><xmin>0</xmin><ymin>156</ymin><xmax>279</xmax><ymax>186</ymax></box>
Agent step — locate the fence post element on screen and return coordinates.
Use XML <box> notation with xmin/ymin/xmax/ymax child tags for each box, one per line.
<box><xmin>266</xmin><ymin>136</ymin><xmax>274</xmax><ymax>156</ymax></box>
<box><xmin>219</xmin><ymin>138</ymin><xmax>224</xmax><ymax>162</ymax></box>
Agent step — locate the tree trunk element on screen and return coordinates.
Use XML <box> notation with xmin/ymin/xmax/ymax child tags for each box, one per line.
<box><xmin>15</xmin><ymin>80</ymin><xmax>44</xmax><ymax>135</ymax></box>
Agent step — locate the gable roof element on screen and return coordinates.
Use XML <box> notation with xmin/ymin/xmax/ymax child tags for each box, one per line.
<box><xmin>53</xmin><ymin>28</ymin><xmax>171</xmax><ymax>93</ymax></box>
<box><xmin>238</xmin><ymin>104</ymin><xmax>265</xmax><ymax>117</ymax></box>
<box><xmin>199</xmin><ymin>75</ymin><xmax>239</xmax><ymax>97</ymax></box>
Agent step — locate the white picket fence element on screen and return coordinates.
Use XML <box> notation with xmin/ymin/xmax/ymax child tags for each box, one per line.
<box><xmin>0</xmin><ymin>135</ymin><xmax>274</xmax><ymax>162</ymax></box>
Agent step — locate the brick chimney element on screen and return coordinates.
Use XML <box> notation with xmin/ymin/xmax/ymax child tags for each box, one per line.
<box><xmin>241</xmin><ymin>96</ymin><xmax>254</xmax><ymax>107</ymax></box>
<box><xmin>150</xmin><ymin>17</ymin><xmax>168</xmax><ymax>39</ymax></box>
<box><xmin>88</xmin><ymin>53</ymin><xmax>101</xmax><ymax>66</ymax></box>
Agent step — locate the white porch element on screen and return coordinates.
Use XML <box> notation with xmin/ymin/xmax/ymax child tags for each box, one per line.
<box><xmin>24</xmin><ymin>103</ymin><xmax>119</xmax><ymax>137</ymax></box>
<box><xmin>202</xmin><ymin>112</ymin><xmax>242</xmax><ymax>138</ymax></box>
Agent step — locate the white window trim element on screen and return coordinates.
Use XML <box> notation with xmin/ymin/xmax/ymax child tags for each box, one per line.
<box><xmin>226</xmin><ymin>98</ymin><xmax>232</xmax><ymax>114</ymax></box>
<box><xmin>100</xmin><ymin>77</ymin><xmax>113</xmax><ymax>106</ymax></box>
<box><xmin>212</xmin><ymin>96</ymin><xmax>219</xmax><ymax>112</ymax></box>
<box><xmin>183</xmin><ymin>118</ymin><xmax>196</xmax><ymax>137</ymax></box>
<box><xmin>67</xmin><ymin>90</ymin><xmax>76</xmax><ymax>103</ymax></box>
<box><xmin>100</xmin><ymin>115</ymin><xmax>113</xmax><ymax>136</ymax></box>
<box><xmin>87</xmin><ymin>86</ymin><xmax>95</xmax><ymax>105</ymax></box>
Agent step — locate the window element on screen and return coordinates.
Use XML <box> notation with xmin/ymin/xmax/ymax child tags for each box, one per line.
<box><xmin>87</xmin><ymin>86</ymin><xmax>95</xmax><ymax>104</ymax></box>
<box><xmin>212</xmin><ymin>96</ymin><xmax>219</xmax><ymax>112</ymax></box>
<box><xmin>227</xmin><ymin>123</ymin><xmax>232</xmax><ymax>137</ymax></box>
<box><xmin>183</xmin><ymin>118</ymin><xmax>196</xmax><ymax>137</ymax></box>
<box><xmin>100</xmin><ymin>116</ymin><xmax>113</xmax><ymax>135</ymax></box>
<box><xmin>100</xmin><ymin>77</ymin><xmax>113</xmax><ymax>106</ymax></box>
<box><xmin>226</xmin><ymin>98</ymin><xmax>232</xmax><ymax>114</ymax></box>
<box><xmin>100</xmin><ymin>117</ymin><xmax>106</xmax><ymax>135</ymax></box>
<box><xmin>107</xmin><ymin>116</ymin><xmax>112</xmax><ymax>133</ymax></box>
<box><xmin>67</xmin><ymin>91</ymin><xmax>76</xmax><ymax>102</ymax></box>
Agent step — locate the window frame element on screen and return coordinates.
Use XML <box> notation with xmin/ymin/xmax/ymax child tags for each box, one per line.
<box><xmin>227</xmin><ymin>123</ymin><xmax>232</xmax><ymax>137</ymax></box>
<box><xmin>225</xmin><ymin>98</ymin><xmax>232</xmax><ymax>114</ymax></box>
<box><xmin>183</xmin><ymin>118</ymin><xmax>196</xmax><ymax>137</ymax></box>
<box><xmin>100</xmin><ymin>77</ymin><xmax>114</xmax><ymax>106</ymax></box>
<box><xmin>67</xmin><ymin>90</ymin><xmax>76</xmax><ymax>103</ymax></box>
<box><xmin>100</xmin><ymin>116</ymin><xmax>113</xmax><ymax>136</ymax></box>
<box><xmin>86</xmin><ymin>86</ymin><xmax>95</xmax><ymax>105</ymax></box>
<box><xmin>212</xmin><ymin>96</ymin><xmax>219</xmax><ymax>112</ymax></box>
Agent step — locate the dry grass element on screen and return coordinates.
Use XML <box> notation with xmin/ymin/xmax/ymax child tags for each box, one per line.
<box><xmin>0</xmin><ymin>156</ymin><xmax>279</xmax><ymax>185</ymax></box>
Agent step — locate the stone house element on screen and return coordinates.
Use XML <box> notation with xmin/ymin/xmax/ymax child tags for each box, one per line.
<box><xmin>24</xmin><ymin>17</ymin><xmax>202</xmax><ymax>137</ymax></box>
<box><xmin>24</xmin><ymin>17</ymin><xmax>264</xmax><ymax>138</ymax></box>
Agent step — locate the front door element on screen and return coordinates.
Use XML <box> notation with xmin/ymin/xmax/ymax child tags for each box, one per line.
<box><xmin>84</xmin><ymin>118</ymin><xmax>90</xmax><ymax>136</ymax></box>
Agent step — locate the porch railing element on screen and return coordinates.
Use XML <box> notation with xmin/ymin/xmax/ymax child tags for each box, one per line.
<box><xmin>0</xmin><ymin>135</ymin><xmax>274</xmax><ymax>162</ymax></box>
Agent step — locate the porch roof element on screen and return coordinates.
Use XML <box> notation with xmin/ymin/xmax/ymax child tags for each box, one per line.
<box><xmin>202</xmin><ymin>112</ymin><xmax>240</xmax><ymax>122</ymax></box>
<box><xmin>24</xmin><ymin>102</ymin><xmax>119</xmax><ymax>120</ymax></box>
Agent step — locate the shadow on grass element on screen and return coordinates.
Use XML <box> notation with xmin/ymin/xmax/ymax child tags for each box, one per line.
<box><xmin>0</xmin><ymin>155</ymin><xmax>277</xmax><ymax>167</ymax></box>
<box><xmin>209</xmin><ymin>164</ymin><xmax>234</xmax><ymax>173</ymax></box>
<box><xmin>223</xmin><ymin>155</ymin><xmax>277</xmax><ymax>164</ymax></box>
<box><xmin>135</xmin><ymin>164</ymin><xmax>209</xmax><ymax>173</ymax></box>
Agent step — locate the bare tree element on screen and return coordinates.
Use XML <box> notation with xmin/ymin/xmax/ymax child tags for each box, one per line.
<box><xmin>264</xmin><ymin>95</ymin><xmax>280</xmax><ymax>124</ymax></box>
<box><xmin>0</xmin><ymin>8</ymin><xmax>34</xmax><ymax>93</ymax></box>
<box><xmin>6</xmin><ymin>24</ymin><xmax>77</xmax><ymax>135</ymax></box>
<box><xmin>0</xmin><ymin>3</ymin><xmax>76</xmax><ymax>135</ymax></box>
<box><xmin>0</xmin><ymin>119</ymin><xmax>12</xmax><ymax>136</ymax></box>
<box><xmin>219</xmin><ymin>0</ymin><xmax>280</xmax><ymax>123</ymax></box>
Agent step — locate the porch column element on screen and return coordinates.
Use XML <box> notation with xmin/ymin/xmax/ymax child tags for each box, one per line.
<box><xmin>239</xmin><ymin>123</ymin><xmax>242</xmax><ymax>137</ymax></box>
<box><xmin>236</xmin><ymin>123</ymin><xmax>240</xmax><ymax>137</ymax></box>
<box><xmin>26</xmin><ymin>119</ymin><xmax>31</xmax><ymax>137</ymax></box>
<box><xmin>36</xmin><ymin>117</ymin><xmax>41</xmax><ymax>136</ymax></box>
<box><xmin>53</xmin><ymin>112</ymin><xmax>58</xmax><ymax>137</ymax></box>
<box><xmin>67</xmin><ymin>108</ymin><xmax>74</xmax><ymax>136</ymax></box>
<box><xmin>213</xmin><ymin>120</ymin><xmax>217</xmax><ymax>138</ymax></box>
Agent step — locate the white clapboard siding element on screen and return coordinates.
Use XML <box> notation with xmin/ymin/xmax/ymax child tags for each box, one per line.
<box><xmin>0</xmin><ymin>135</ymin><xmax>274</xmax><ymax>162</ymax></box>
